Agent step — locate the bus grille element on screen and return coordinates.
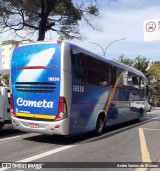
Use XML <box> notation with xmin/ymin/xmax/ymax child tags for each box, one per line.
<box><xmin>15</xmin><ymin>82</ymin><xmax>56</xmax><ymax>93</ymax></box>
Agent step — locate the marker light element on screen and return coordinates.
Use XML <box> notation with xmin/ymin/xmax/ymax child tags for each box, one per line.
<box><xmin>10</xmin><ymin>94</ymin><xmax>16</xmax><ymax>117</ymax></box>
<box><xmin>57</xmin><ymin>40</ymin><xmax>62</xmax><ymax>44</ymax></box>
<box><xmin>12</xmin><ymin>120</ymin><xmax>19</xmax><ymax>126</ymax></box>
<box><xmin>15</xmin><ymin>44</ymin><xmax>19</xmax><ymax>48</ymax></box>
<box><xmin>55</xmin><ymin>97</ymin><xmax>67</xmax><ymax>121</ymax></box>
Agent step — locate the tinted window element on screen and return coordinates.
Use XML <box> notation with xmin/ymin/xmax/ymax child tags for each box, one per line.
<box><xmin>71</xmin><ymin>49</ymin><xmax>111</xmax><ymax>87</ymax></box>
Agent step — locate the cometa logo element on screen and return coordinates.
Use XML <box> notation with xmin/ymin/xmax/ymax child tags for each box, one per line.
<box><xmin>17</xmin><ymin>97</ymin><xmax>54</xmax><ymax>108</ymax></box>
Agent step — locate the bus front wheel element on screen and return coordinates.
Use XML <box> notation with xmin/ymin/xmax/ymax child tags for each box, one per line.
<box><xmin>95</xmin><ymin>115</ymin><xmax>105</xmax><ymax>136</ymax></box>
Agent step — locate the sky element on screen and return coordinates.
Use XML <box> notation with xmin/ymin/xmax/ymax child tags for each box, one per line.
<box><xmin>0</xmin><ymin>0</ymin><xmax>160</xmax><ymax>69</ymax></box>
<box><xmin>73</xmin><ymin>0</ymin><xmax>160</xmax><ymax>61</ymax></box>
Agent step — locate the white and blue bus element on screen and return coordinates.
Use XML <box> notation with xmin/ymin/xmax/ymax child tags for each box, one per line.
<box><xmin>10</xmin><ymin>41</ymin><xmax>147</xmax><ymax>136</ymax></box>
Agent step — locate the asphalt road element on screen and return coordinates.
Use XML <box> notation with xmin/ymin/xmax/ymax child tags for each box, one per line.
<box><xmin>0</xmin><ymin>109</ymin><xmax>160</xmax><ymax>171</ymax></box>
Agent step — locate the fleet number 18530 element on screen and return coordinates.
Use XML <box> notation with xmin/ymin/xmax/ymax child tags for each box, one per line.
<box><xmin>73</xmin><ymin>85</ymin><xmax>84</xmax><ymax>92</ymax></box>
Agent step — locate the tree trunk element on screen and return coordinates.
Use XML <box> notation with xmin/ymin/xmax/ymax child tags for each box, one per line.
<box><xmin>37</xmin><ymin>28</ymin><xmax>46</xmax><ymax>41</ymax></box>
<box><xmin>37</xmin><ymin>0</ymin><xmax>54</xmax><ymax>41</ymax></box>
<box><xmin>37</xmin><ymin>0</ymin><xmax>46</xmax><ymax>41</ymax></box>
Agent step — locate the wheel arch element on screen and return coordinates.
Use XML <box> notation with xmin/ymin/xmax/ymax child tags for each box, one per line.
<box><xmin>94</xmin><ymin>110</ymin><xmax>106</xmax><ymax>136</ymax></box>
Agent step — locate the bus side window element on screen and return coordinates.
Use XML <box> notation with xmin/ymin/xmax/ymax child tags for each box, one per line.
<box><xmin>117</xmin><ymin>69</ymin><xmax>124</xmax><ymax>86</ymax></box>
<box><xmin>71</xmin><ymin>49</ymin><xmax>112</xmax><ymax>87</ymax></box>
<box><xmin>111</xmin><ymin>66</ymin><xmax>116</xmax><ymax>86</ymax></box>
<box><xmin>141</xmin><ymin>78</ymin><xmax>147</xmax><ymax>97</ymax></box>
<box><xmin>128</xmin><ymin>75</ymin><xmax>133</xmax><ymax>86</ymax></box>
<box><xmin>87</xmin><ymin>57</ymin><xmax>110</xmax><ymax>86</ymax></box>
<box><xmin>126</xmin><ymin>73</ymin><xmax>142</xmax><ymax>89</ymax></box>
<box><xmin>72</xmin><ymin>56</ymin><xmax>81</xmax><ymax>80</ymax></box>
<box><xmin>132</xmin><ymin>76</ymin><xmax>140</xmax><ymax>89</ymax></box>
<box><xmin>71</xmin><ymin>50</ymin><xmax>84</xmax><ymax>81</ymax></box>
<box><xmin>141</xmin><ymin>78</ymin><xmax>147</xmax><ymax>89</ymax></box>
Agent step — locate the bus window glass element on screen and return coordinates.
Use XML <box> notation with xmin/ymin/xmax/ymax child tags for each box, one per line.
<box><xmin>132</xmin><ymin>76</ymin><xmax>140</xmax><ymax>89</ymax></box>
<box><xmin>127</xmin><ymin>72</ymin><xmax>141</xmax><ymax>89</ymax></box>
<box><xmin>117</xmin><ymin>69</ymin><xmax>124</xmax><ymax>86</ymax></box>
<box><xmin>141</xmin><ymin>78</ymin><xmax>147</xmax><ymax>88</ymax></box>
<box><xmin>123</xmin><ymin>71</ymin><xmax>128</xmax><ymax>86</ymax></box>
<box><xmin>71</xmin><ymin>50</ymin><xmax>87</xmax><ymax>82</ymax></box>
<box><xmin>87</xmin><ymin>57</ymin><xmax>110</xmax><ymax>86</ymax></box>
<box><xmin>110</xmin><ymin>66</ymin><xmax>116</xmax><ymax>86</ymax></box>
<box><xmin>132</xmin><ymin>76</ymin><xmax>139</xmax><ymax>85</ymax></box>
<box><xmin>71</xmin><ymin>50</ymin><xmax>110</xmax><ymax>87</ymax></box>
<box><xmin>127</xmin><ymin>72</ymin><xmax>133</xmax><ymax>86</ymax></box>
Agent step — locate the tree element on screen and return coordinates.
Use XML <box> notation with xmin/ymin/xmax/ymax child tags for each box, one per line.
<box><xmin>133</xmin><ymin>55</ymin><xmax>152</xmax><ymax>80</ymax></box>
<box><xmin>116</xmin><ymin>55</ymin><xmax>134</xmax><ymax>66</ymax></box>
<box><xmin>116</xmin><ymin>55</ymin><xmax>152</xmax><ymax>81</ymax></box>
<box><xmin>0</xmin><ymin>0</ymin><xmax>102</xmax><ymax>40</ymax></box>
<box><xmin>0</xmin><ymin>74</ymin><xmax>9</xmax><ymax>86</ymax></box>
<box><xmin>116</xmin><ymin>55</ymin><xmax>160</xmax><ymax>105</ymax></box>
<box><xmin>148</xmin><ymin>62</ymin><xmax>160</xmax><ymax>106</ymax></box>
<box><xmin>148</xmin><ymin>61</ymin><xmax>160</xmax><ymax>81</ymax></box>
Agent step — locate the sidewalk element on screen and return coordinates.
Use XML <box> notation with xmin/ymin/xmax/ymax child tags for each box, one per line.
<box><xmin>151</xmin><ymin>107</ymin><xmax>160</xmax><ymax>110</ymax></box>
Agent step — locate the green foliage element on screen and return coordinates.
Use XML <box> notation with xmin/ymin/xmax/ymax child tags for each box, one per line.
<box><xmin>133</xmin><ymin>55</ymin><xmax>151</xmax><ymax>79</ymax></box>
<box><xmin>148</xmin><ymin>62</ymin><xmax>160</xmax><ymax>105</ymax></box>
<box><xmin>0</xmin><ymin>0</ymin><xmax>101</xmax><ymax>40</ymax></box>
<box><xmin>0</xmin><ymin>74</ymin><xmax>9</xmax><ymax>86</ymax></box>
<box><xmin>116</xmin><ymin>55</ymin><xmax>152</xmax><ymax>81</ymax></box>
<box><xmin>148</xmin><ymin>62</ymin><xmax>160</xmax><ymax>81</ymax></box>
<box><xmin>117</xmin><ymin>55</ymin><xmax>134</xmax><ymax>66</ymax></box>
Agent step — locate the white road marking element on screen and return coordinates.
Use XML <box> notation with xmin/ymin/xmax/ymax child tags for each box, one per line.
<box><xmin>0</xmin><ymin>136</ymin><xmax>21</xmax><ymax>142</ymax></box>
<box><xmin>0</xmin><ymin>145</ymin><xmax>77</xmax><ymax>171</ymax></box>
<box><xmin>0</xmin><ymin>116</ymin><xmax>158</xmax><ymax>171</ymax></box>
<box><xmin>17</xmin><ymin>145</ymin><xmax>77</xmax><ymax>162</ymax></box>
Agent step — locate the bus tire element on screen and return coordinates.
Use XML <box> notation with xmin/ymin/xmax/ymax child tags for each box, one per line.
<box><xmin>95</xmin><ymin>115</ymin><xmax>105</xmax><ymax>136</ymax></box>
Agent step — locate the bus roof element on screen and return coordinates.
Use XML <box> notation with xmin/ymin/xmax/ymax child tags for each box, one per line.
<box><xmin>15</xmin><ymin>41</ymin><xmax>146</xmax><ymax>79</ymax></box>
<box><xmin>68</xmin><ymin>42</ymin><xmax>146</xmax><ymax>79</ymax></box>
<box><xmin>108</xmin><ymin>60</ymin><xmax>146</xmax><ymax>78</ymax></box>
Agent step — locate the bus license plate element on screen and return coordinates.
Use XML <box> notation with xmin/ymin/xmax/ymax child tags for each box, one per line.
<box><xmin>29</xmin><ymin>123</ymin><xmax>39</xmax><ymax>128</ymax></box>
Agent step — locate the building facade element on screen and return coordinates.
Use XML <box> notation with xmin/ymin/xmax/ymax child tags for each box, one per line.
<box><xmin>1</xmin><ymin>40</ymin><xmax>19</xmax><ymax>70</ymax></box>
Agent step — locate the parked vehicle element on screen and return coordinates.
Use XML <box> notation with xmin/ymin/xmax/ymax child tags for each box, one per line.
<box><xmin>146</xmin><ymin>103</ymin><xmax>152</xmax><ymax>112</ymax></box>
<box><xmin>0</xmin><ymin>87</ymin><xmax>11</xmax><ymax>129</ymax></box>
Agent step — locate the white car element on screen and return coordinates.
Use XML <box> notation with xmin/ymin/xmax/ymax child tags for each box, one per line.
<box><xmin>130</xmin><ymin>100</ymin><xmax>151</xmax><ymax>113</ymax></box>
<box><xmin>146</xmin><ymin>103</ymin><xmax>152</xmax><ymax>112</ymax></box>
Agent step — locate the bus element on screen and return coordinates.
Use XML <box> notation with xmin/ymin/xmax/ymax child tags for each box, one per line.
<box><xmin>10</xmin><ymin>41</ymin><xmax>147</xmax><ymax>136</ymax></box>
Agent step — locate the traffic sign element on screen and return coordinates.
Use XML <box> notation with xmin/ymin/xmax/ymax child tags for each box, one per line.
<box><xmin>144</xmin><ymin>18</ymin><xmax>160</xmax><ymax>41</ymax></box>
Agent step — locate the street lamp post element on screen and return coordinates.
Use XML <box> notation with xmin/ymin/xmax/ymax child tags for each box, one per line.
<box><xmin>86</xmin><ymin>42</ymin><xmax>106</xmax><ymax>57</ymax></box>
<box><xmin>87</xmin><ymin>38</ymin><xmax>126</xmax><ymax>57</ymax></box>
